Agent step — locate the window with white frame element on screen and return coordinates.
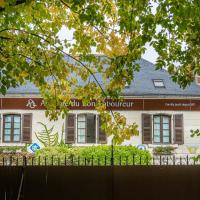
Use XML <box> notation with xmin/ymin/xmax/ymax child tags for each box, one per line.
<box><xmin>77</xmin><ymin>114</ymin><xmax>87</xmax><ymax>143</ymax></box>
<box><xmin>153</xmin><ymin>115</ymin><xmax>171</xmax><ymax>144</ymax></box>
<box><xmin>66</xmin><ymin>113</ymin><xmax>107</xmax><ymax>144</ymax></box>
<box><xmin>3</xmin><ymin>114</ymin><xmax>21</xmax><ymax>143</ymax></box>
<box><xmin>153</xmin><ymin>79</ymin><xmax>165</xmax><ymax>88</ymax></box>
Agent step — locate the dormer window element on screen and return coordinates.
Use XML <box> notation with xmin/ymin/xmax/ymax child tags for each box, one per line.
<box><xmin>153</xmin><ymin>79</ymin><xmax>165</xmax><ymax>88</ymax></box>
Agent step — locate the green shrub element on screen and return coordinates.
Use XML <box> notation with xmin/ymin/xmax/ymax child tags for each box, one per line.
<box><xmin>153</xmin><ymin>146</ymin><xmax>176</xmax><ymax>155</ymax></box>
<box><xmin>0</xmin><ymin>146</ymin><xmax>27</xmax><ymax>154</ymax></box>
<box><xmin>35</xmin><ymin>145</ymin><xmax>151</xmax><ymax>165</ymax></box>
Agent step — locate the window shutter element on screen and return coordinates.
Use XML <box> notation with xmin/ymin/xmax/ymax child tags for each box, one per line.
<box><xmin>86</xmin><ymin>114</ymin><xmax>96</xmax><ymax>143</ymax></box>
<box><xmin>98</xmin><ymin>116</ymin><xmax>107</xmax><ymax>144</ymax></box>
<box><xmin>173</xmin><ymin>114</ymin><xmax>184</xmax><ymax>144</ymax></box>
<box><xmin>142</xmin><ymin>114</ymin><xmax>152</xmax><ymax>144</ymax></box>
<box><xmin>22</xmin><ymin>113</ymin><xmax>32</xmax><ymax>143</ymax></box>
<box><xmin>65</xmin><ymin>114</ymin><xmax>75</xmax><ymax>144</ymax></box>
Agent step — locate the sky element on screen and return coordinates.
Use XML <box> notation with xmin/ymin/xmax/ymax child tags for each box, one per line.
<box><xmin>58</xmin><ymin>1</ymin><xmax>159</xmax><ymax>64</ymax></box>
<box><xmin>142</xmin><ymin>43</ymin><xmax>158</xmax><ymax>64</ymax></box>
<box><xmin>58</xmin><ymin>28</ymin><xmax>158</xmax><ymax>64</ymax></box>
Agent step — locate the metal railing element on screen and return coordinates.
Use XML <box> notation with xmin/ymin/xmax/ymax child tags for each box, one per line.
<box><xmin>0</xmin><ymin>154</ymin><xmax>199</xmax><ymax>166</ymax></box>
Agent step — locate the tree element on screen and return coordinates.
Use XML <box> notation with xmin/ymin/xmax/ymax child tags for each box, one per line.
<box><xmin>0</xmin><ymin>0</ymin><xmax>199</xmax><ymax>144</ymax></box>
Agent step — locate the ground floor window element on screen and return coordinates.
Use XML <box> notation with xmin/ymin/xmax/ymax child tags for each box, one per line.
<box><xmin>153</xmin><ymin>115</ymin><xmax>171</xmax><ymax>144</ymax></box>
<box><xmin>77</xmin><ymin>114</ymin><xmax>87</xmax><ymax>143</ymax></box>
<box><xmin>65</xmin><ymin>113</ymin><xmax>107</xmax><ymax>144</ymax></box>
<box><xmin>142</xmin><ymin>113</ymin><xmax>183</xmax><ymax>145</ymax></box>
<box><xmin>3</xmin><ymin>114</ymin><xmax>21</xmax><ymax>143</ymax></box>
<box><xmin>1</xmin><ymin>113</ymin><xmax>32</xmax><ymax>143</ymax></box>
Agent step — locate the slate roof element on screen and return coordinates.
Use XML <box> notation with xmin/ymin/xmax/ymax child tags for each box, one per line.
<box><xmin>6</xmin><ymin>59</ymin><xmax>200</xmax><ymax>97</ymax></box>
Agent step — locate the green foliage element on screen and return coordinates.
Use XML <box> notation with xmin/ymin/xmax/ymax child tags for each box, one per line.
<box><xmin>58</xmin><ymin>124</ymin><xmax>66</xmax><ymax>147</ymax></box>
<box><xmin>153</xmin><ymin>146</ymin><xmax>176</xmax><ymax>155</ymax></box>
<box><xmin>190</xmin><ymin>129</ymin><xmax>200</xmax><ymax>161</ymax></box>
<box><xmin>35</xmin><ymin>145</ymin><xmax>152</xmax><ymax>165</ymax></box>
<box><xmin>35</xmin><ymin>122</ymin><xmax>59</xmax><ymax>147</ymax></box>
<box><xmin>1</xmin><ymin>0</ymin><xmax>199</xmax><ymax>144</ymax></box>
<box><xmin>190</xmin><ymin>129</ymin><xmax>200</xmax><ymax>137</ymax></box>
<box><xmin>0</xmin><ymin>145</ymin><xmax>27</xmax><ymax>153</ymax></box>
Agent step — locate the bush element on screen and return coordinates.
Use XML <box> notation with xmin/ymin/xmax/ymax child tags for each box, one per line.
<box><xmin>0</xmin><ymin>146</ymin><xmax>27</xmax><ymax>154</ymax></box>
<box><xmin>153</xmin><ymin>146</ymin><xmax>176</xmax><ymax>155</ymax></box>
<box><xmin>35</xmin><ymin>145</ymin><xmax>151</xmax><ymax>165</ymax></box>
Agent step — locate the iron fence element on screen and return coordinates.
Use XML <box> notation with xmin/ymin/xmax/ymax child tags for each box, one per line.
<box><xmin>0</xmin><ymin>154</ymin><xmax>199</xmax><ymax>166</ymax></box>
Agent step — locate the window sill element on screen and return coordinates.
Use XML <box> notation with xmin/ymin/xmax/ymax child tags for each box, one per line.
<box><xmin>72</xmin><ymin>143</ymin><xmax>105</xmax><ymax>147</ymax></box>
<box><xmin>0</xmin><ymin>143</ymin><xmax>26</xmax><ymax>147</ymax></box>
<box><xmin>148</xmin><ymin>144</ymin><xmax>179</xmax><ymax>148</ymax></box>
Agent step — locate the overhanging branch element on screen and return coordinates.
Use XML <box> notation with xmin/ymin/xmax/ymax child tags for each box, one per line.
<box><xmin>0</xmin><ymin>0</ymin><xmax>32</xmax><ymax>12</ymax></box>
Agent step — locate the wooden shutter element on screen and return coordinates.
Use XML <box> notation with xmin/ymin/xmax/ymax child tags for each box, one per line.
<box><xmin>86</xmin><ymin>114</ymin><xmax>96</xmax><ymax>143</ymax></box>
<box><xmin>142</xmin><ymin>114</ymin><xmax>152</xmax><ymax>144</ymax></box>
<box><xmin>22</xmin><ymin>113</ymin><xmax>32</xmax><ymax>143</ymax></box>
<box><xmin>98</xmin><ymin>116</ymin><xmax>107</xmax><ymax>144</ymax></box>
<box><xmin>173</xmin><ymin>114</ymin><xmax>184</xmax><ymax>144</ymax></box>
<box><xmin>65</xmin><ymin>114</ymin><xmax>75</xmax><ymax>144</ymax></box>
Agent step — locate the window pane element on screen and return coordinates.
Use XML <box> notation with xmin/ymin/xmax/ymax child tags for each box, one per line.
<box><xmin>5</xmin><ymin>116</ymin><xmax>11</xmax><ymax>122</ymax></box>
<box><xmin>163</xmin><ymin>130</ymin><xmax>169</xmax><ymax>136</ymax></box>
<box><xmin>78</xmin><ymin>135</ymin><xmax>85</xmax><ymax>143</ymax></box>
<box><xmin>154</xmin><ymin>124</ymin><xmax>160</xmax><ymax>129</ymax></box>
<box><xmin>163</xmin><ymin>123</ymin><xmax>169</xmax><ymax>130</ymax></box>
<box><xmin>14</xmin><ymin>129</ymin><xmax>20</xmax><ymax>135</ymax></box>
<box><xmin>153</xmin><ymin>80</ymin><xmax>165</xmax><ymax>87</ymax></box>
<box><xmin>163</xmin><ymin>116</ymin><xmax>170</xmax><ymax>123</ymax></box>
<box><xmin>4</xmin><ymin>135</ymin><xmax>11</xmax><ymax>142</ymax></box>
<box><xmin>154</xmin><ymin>136</ymin><xmax>160</xmax><ymax>143</ymax></box>
<box><xmin>14</xmin><ymin>116</ymin><xmax>20</xmax><ymax>123</ymax></box>
<box><xmin>14</xmin><ymin>122</ymin><xmax>20</xmax><ymax>129</ymax></box>
<box><xmin>154</xmin><ymin>116</ymin><xmax>160</xmax><ymax>123</ymax></box>
<box><xmin>5</xmin><ymin>123</ymin><xmax>11</xmax><ymax>129</ymax></box>
<box><xmin>78</xmin><ymin>115</ymin><xmax>86</xmax><ymax>122</ymax></box>
<box><xmin>78</xmin><ymin>121</ymin><xmax>86</xmax><ymax>129</ymax></box>
<box><xmin>78</xmin><ymin>129</ymin><xmax>85</xmax><ymax>136</ymax></box>
<box><xmin>4</xmin><ymin>129</ymin><xmax>11</xmax><ymax>135</ymax></box>
<box><xmin>163</xmin><ymin>137</ymin><xmax>170</xmax><ymax>143</ymax></box>
<box><xmin>154</xmin><ymin>129</ymin><xmax>160</xmax><ymax>135</ymax></box>
<box><xmin>13</xmin><ymin>135</ymin><xmax>20</xmax><ymax>142</ymax></box>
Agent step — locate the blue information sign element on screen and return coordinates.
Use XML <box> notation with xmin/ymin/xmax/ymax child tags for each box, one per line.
<box><xmin>29</xmin><ymin>143</ymin><xmax>41</xmax><ymax>153</ymax></box>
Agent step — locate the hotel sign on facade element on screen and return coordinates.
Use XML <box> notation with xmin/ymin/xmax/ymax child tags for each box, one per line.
<box><xmin>1</xmin><ymin>98</ymin><xmax>200</xmax><ymax>111</ymax></box>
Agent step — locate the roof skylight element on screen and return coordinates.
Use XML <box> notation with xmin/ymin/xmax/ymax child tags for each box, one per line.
<box><xmin>153</xmin><ymin>79</ymin><xmax>165</xmax><ymax>88</ymax></box>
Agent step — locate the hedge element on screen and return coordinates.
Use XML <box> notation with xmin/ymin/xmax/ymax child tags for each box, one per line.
<box><xmin>35</xmin><ymin>145</ymin><xmax>151</xmax><ymax>165</ymax></box>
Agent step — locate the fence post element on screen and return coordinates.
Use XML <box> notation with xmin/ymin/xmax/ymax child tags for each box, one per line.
<box><xmin>111</xmin><ymin>142</ymin><xmax>114</xmax><ymax>166</ymax></box>
<box><xmin>173</xmin><ymin>155</ymin><xmax>175</xmax><ymax>165</ymax></box>
<box><xmin>45</xmin><ymin>156</ymin><xmax>47</xmax><ymax>166</ymax></box>
<box><xmin>132</xmin><ymin>155</ymin><xmax>135</xmax><ymax>166</ymax></box>
<box><xmin>146</xmin><ymin>156</ymin><xmax>149</xmax><ymax>166</ymax></box>
<box><xmin>186</xmin><ymin>155</ymin><xmax>189</xmax><ymax>165</ymax></box>
<box><xmin>10</xmin><ymin>156</ymin><xmax>12</xmax><ymax>166</ymax></box>
<box><xmin>92</xmin><ymin>155</ymin><xmax>94</xmax><ymax>166</ymax></box>
<box><xmin>159</xmin><ymin>155</ymin><xmax>161</xmax><ymax>165</ymax></box>
<box><xmin>71</xmin><ymin>155</ymin><xmax>74</xmax><ymax>166</ymax></box>
<box><xmin>23</xmin><ymin>156</ymin><xmax>27</xmax><ymax>167</ymax></box>
<box><xmin>153</xmin><ymin>156</ymin><xmax>155</xmax><ymax>165</ymax></box>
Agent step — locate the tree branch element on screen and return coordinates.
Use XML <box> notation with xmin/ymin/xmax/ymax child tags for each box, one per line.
<box><xmin>0</xmin><ymin>0</ymin><xmax>31</xmax><ymax>12</ymax></box>
<box><xmin>1</xmin><ymin>27</ymin><xmax>120</xmax><ymax>125</ymax></box>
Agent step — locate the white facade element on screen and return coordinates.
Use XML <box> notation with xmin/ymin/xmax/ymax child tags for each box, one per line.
<box><xmin>1</xmin><ymin>100</ymin><xmax>200</xmax><ymax>155</ymax></box>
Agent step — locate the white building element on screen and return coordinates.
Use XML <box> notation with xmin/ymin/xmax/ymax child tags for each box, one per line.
<box><xmin>1</xmin><ymin>59</ymin><xmax>200</xmax><ymax>155</ymax></box>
